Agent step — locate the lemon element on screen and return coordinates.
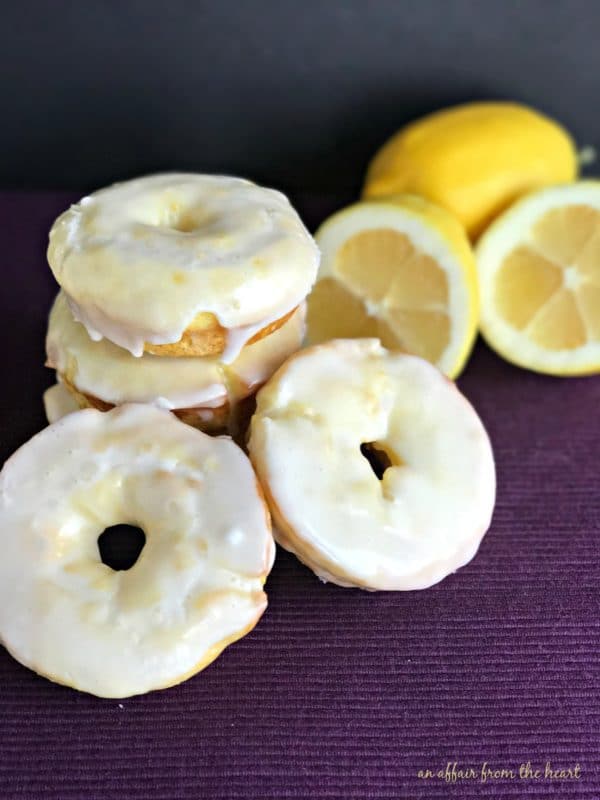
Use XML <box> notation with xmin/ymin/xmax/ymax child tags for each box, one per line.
<box><xmin>476</xmin><ymin>181</ymin><xmax>600</xmax><ymax>376</ymax></box>
<box><xmin>306</xmin><ymin>195</ymin><xmax>479</xmax><ymax>378</ymax></box>
<box><xmin>363</xmin><ymin>101</ymin><xmax>578</xmax><ymax>239</ymax></box>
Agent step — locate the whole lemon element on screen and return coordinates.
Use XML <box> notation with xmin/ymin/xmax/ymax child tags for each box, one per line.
<box><xmin>362</xmin><ymin>101</ymin><xmax>578</xmax><ymax>239</ymax></box>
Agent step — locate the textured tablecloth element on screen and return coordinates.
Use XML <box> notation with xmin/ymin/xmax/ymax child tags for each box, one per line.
<box><xmin>0</xmin><ymin>191</ymin><xmax>598</xmax><ymax>800</ymax></box>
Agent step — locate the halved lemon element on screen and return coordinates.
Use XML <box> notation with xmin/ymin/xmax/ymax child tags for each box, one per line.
<box><xmin>306</xmin><ymin>195</ymin><xmax>479</xmax><ymax>378</ymax></box>
<box><xmin>477</xmin><ymin>182</ymin><xmax>600</xmax><ymax>376</ymax></box>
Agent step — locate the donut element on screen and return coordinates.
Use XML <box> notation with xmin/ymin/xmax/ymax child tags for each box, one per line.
<box><xmin>248</xmin><ymin>339</ymin><xmax>496</xmax><ymax>590</ymax></box>
<box><xmin>0</xmin><ymin>404</ymin><xmax>274</xmax><ymax>697</ymax></box>
<box><xmin>47</xmin><ymin>174</ymin><xmax>319</xmax><ymax>360</ymax></box>
<box><xmin>45</xmin><ymin>378</ymin><xmax>234</xmax><ymax>435</ymax></box>
<box><xmin>45</xmin><ymin>292</ymin><xmax>305</xmax><ymax>435</ymax></box>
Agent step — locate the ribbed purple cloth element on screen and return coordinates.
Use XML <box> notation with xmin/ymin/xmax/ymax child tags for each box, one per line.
<box><xmin>0</xmin><ymin>192</ymin><xmax>598</xmax><ymax>799</ymax></box>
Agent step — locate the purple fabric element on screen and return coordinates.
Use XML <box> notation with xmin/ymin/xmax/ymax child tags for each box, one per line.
<box><xmin>0</xmin><ymin>191</ymin><xmax>598</xmax><ymax>800</ymax></box>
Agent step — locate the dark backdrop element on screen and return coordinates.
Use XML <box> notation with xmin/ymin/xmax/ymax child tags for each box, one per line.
<box><xmin>2</xmin><ymin>0</ymin><xmax>599</xmax><ymax>194</ymax></box>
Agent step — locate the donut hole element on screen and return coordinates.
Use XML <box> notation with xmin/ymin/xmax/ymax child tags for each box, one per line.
<box><xmin>158</xmin><ymin>204</ymin><xmax>217</xmax><ymax>234</ymax></box>
<box><xmin>135</xmin><ymin>196</ymin><xmax>217</xmax><ymax>234</ymax></box>
<box><xmin>98</xmin><ymin>524</ymin><xmax>146</xmax><ymax>571</ymax></box>
<box><xmin>360</xmin><ymin>441</ymin><xmax>399</xmax><ymax>480</ymax></box>
<box><xmin>168</xmin><ymin>211</ymin><xmax>202</xmax><ymax>233</ymax></box>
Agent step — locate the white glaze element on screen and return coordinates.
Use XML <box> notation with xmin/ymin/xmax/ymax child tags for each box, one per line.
<box><xmin>43</xmin><ymin>381</ymin><xmax>80</xmax><ymax>422</ymax></box>
<box><xmin>46</xmin><ymin>292</ymin><xmax>305</xmax><ymax>411</ymax></box>
<box><xmin>248</xmin><ymin>339</ymin><xmax>496</xmax><ymax>591</ymax></box>
<box><xmin>0</xmin><ymin>404</ymin><xmax>274</xmax><ymax>697</ymax></box>
<box><xmin>226</xmin><ymin>303</ymin><xmax>306</xmax><ymax>400</ymax></box>
<box><xmin>48</xmin><ymin>174</ymin><xmax>319</xmax><ymax>358</ymax></box>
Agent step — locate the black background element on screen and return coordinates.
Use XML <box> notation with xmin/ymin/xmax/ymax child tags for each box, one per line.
<box><xmin>2</xmin><ymin>0</ymin><xmax>599</xmax><ymax>194</ymax></box>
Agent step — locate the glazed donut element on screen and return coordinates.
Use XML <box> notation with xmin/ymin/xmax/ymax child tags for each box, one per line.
<box><xmin>47</xmin><ymin>174</ymin><xmax>319</xmax><ymax>360</ymax></box>
<box><xmin>0</xmin><ymin>404</ymin><xmax>274</xmax><ymax>697</ymax></box>
<box><xmin>45</xmin><ymin>292</ymin><xmax>305</xmax><ymax>434</ymax></box>
<box><xmin>44</xmin><ymin>379</ymin><xmax>235</xmax><ymax>435</ymax></box>
<box><xmin>248</xmin><ymin>339</ymin><xmax>496</xmax><ymax>591</ymax></box>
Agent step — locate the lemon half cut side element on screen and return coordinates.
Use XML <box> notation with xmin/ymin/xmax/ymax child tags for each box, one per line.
<box><xmin>476</xmin><ymin>181</ymin><xmax>600</xmax><ymax>376</ymax></box>
<box><xmin>306</xmin><ymin>196</ymin><xmax>479</xmax><ymax>379</ymax></box>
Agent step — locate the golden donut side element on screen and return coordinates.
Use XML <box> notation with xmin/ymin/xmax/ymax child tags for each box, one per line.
<box><xmin>59</xmin><ymin>375</ymin><xmax>231</xmax><ymax>435</ymax></box>
<box><xmin>143</xmin><ymin>306</ymin><xmax>298</xmax><ymax>358</ymax></box>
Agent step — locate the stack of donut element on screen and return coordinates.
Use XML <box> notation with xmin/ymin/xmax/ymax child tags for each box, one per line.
<box><xmin>0</xmin><ymin>173</ymin><xmax>497</xmax><ymax>699</ymax></box>
<box><xmin>43</xmin><ymin>173</ymin><xmax>319</xmax><ymax>436</ymax></box>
